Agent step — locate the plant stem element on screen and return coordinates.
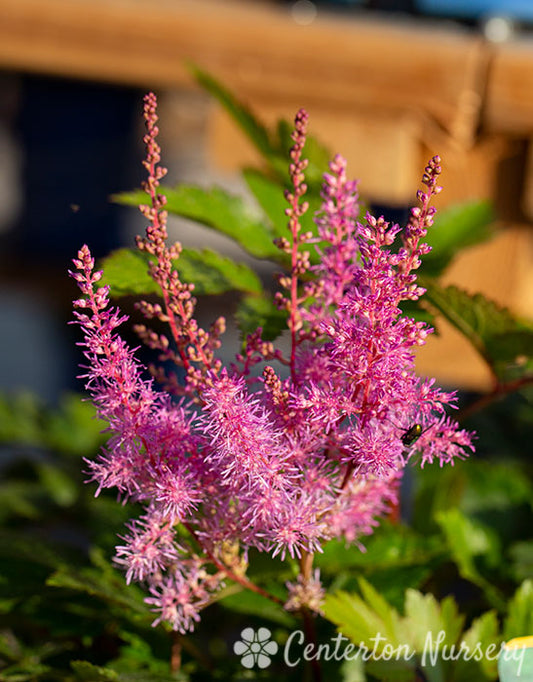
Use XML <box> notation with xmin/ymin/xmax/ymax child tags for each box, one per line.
<box><xmin>457</xmin><ymin>375</ymin><xmax>533</xmax><ymax>422</ymax></box>
<box><xmin>183</xmin><ymin>522</ymin><xmax>283</xmax><ymax>605</ymax></box>
<box><xmin>301</xmin><ymin>607</ymin><xmax>322</xmax><ymax>682</ymax></box>
<box><xmin>170</xmin><ymin>631</ymin><xmax>182</xmax><ymax>673</ymax></box>
<box><xmin>299</xmin><ymin>551</ymin><xmax>322</xmax><ymax>682</ymax></box>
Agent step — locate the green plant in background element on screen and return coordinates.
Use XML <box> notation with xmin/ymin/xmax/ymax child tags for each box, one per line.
<box><xmin>1</xmin><ymin>68</ymin><xmax>532</xmax><ymax>682</ymax></box>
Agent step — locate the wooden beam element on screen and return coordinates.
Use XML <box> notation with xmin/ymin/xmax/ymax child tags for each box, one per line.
<box><xmin>0</xmin><ymin>0</ymin><xmax>482</xmax><ymax>133</ymax></box>
<box><xmin>486</xmin><ymin>37</ymin><xmax>533</xmax><ymax>136</ymax></box>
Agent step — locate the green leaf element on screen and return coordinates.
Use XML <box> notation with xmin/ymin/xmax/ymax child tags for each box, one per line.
<box><xmin>71</xmin><ymin>661</ymin><xmax>119</xmax><ymax>681</ymax></box>
<box><xmin>100</xmin><ymin>248</ymin><xmax>157</xmax><ymax>296</ymax></box>
<box><xmin>177</xmin><ymin>248</ymin><xmax>263</xmax><ymax>296</ymax></box>
<box><xmin>242</xmin><ymin>167</ymin><xmax>331</xmax><ymax>266</ymax></box>
<box><xmin>0</xmin><ymin>482</ymin><xmax>42</xmax><ymax>521</ymax></box>
<box><xmin>47</xmin><ymin>557</ymin><xmax>149</xmax><ymax>624</ymax></box>
<box><xmin>436</xmin><ymin>508</ymin><xmax>499</xmax><ymax>575</ymax></box>
<box><xmin>435</xmin><ymin>508</ymin><xmax>505</xmax><ymax>610</ymax></box>
<box><xmin>189</xmin><ymin>64</ymin><xmax>277</xmax><ymax>163</ymax></box>
<box><xmin>165</xmin><ymin>186</ymin><xmax>280</xmax><ymax>260</ymax></box>
<box><xmin>509</xmin><ymin>541</ymin><xmax>533</xmax><ymax>582</ymax></box>
<box><xmin>0</xmin><ymin>530</ymin><xmax>64</xmax><ymax>573</ymax></box>
<box><xmin>0</xmin><ymin>392</ymin><xmax>44</xmax><ymax>447</ymax></box>
<box><xmin>403</xmin><ymin>590</ymin><xmax>463</xmax><ymax>654</ymax></box>
<box><xmin>422</xmin><ymin>201</ymin><xmax>495</xmax><ymax>276</ymax></box>
<box><xmin>323</xmin><ymin>585</ymin><xmax>402</xmax><ymax>648</ymax></box>
<box><xmin>243</xmin><ymin>168</ymin><xmax>288</xmax><ymax>239</ymax></box>
<box><xmin>340</xmin><ymin>656</ymin><xmax>367</xmax><ymax>682</ymax></box>
<box><xmin>115</xmin><ymin>185</ymin><xmax>281</xmax><ymax>261</ymax></box>
<box><xmin>324</xmin><ymin>586</ymin><xmax>469</xmax><ymax>682</ymax></box>
<box><xmin>36</xmin><ymin>462</ymin><xmax>78</xmax><ymax>507</ymax></box>
<box><xmin>504</xmin><ymin>580</ymin><xmax>533</xmax><ymax>641</ymax></box>
<box><xmin>45</xmin><ymin>393</ymin><xmax>105</xmax><ymax>457</ymax></box>
<box><xmin>459</xmin><ymin>460</ymin><xmax>533</xmax><ymax>515</ymax></box>
<box><xmin>484</xmin><ymin>330</ymin><xmax>533</xmax><ymax>376</ymax></box>
<box><xmin>420</xmin><ymin>280</ymin><xmax>533</xmax><ymax>378</ymax></box>
<box><xmin>454</xmin><ymin>610</ymin><xmax>500</xmax><ymax>681</ymax></box>
<box><xmin>235</xmin><ymin>293</ymin><xmax>288</xmax><ymax>341</ymax></box>
<box><xmin>220</xmin><ymin>587</ymin><xmax>296</xmax><ymax>627</ymax></box>
<box><xmin>0</xmin><ymin>391</ymin><xmax>104</xmax><ymax>460</ymax></box>
<box><xmin>190</xmin><ymin>65</ymin><xmax>332</xmax><ymax>190</ymax></box>
<box><xmin>100</xmin><ymin>246</ymin><xmax>264</xmax><ymax>299</ymax></box>
<box><xmin>315</xmin><ymin>525</ymin><xmax>442</xmax><ymax>572</ymax></box>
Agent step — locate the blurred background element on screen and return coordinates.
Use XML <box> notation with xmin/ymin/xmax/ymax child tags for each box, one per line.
<box><xmin>0</xmin><ymin>0</ymin><xmax>532</xmax><ymax>404</ymax></box>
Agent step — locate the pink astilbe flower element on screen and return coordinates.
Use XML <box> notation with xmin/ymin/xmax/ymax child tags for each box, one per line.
<box><xmin>285</xmin><ymin>569</ymin><xmax>325</xmax><ymax>614</ymax></box>
<box><xmin>145</xmin><ymin>560</ymin><xmax>217</xmax><ymax>634</ymax></box>
<box><xmin>71</xmin><ymin>95</ymin><xmax>474</xmax><ymax>632</ymax></box>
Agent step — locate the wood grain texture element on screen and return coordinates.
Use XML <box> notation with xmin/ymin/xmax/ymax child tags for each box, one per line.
<box><xmin>0</xmin><ymin>0</ymin><xmax>482</xmax><ymax>132</ymax></box>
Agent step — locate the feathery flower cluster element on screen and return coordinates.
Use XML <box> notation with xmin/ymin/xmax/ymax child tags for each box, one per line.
<box><xmin>71</xmin><ymin>93</ymin><xmax>474</xmax><ymax>633</ymax></box>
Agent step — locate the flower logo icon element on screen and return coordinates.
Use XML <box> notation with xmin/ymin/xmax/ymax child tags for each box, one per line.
<box><xmin>233</xmin><ymin>627</ymin><xmax>278</xmax><ymax>668</ymax></box>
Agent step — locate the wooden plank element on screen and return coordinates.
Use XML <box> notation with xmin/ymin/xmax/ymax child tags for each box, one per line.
<box><xmin>485</xmin><ymin>37</ymin><xmax>533</xmax><ymax>135</ymax></box>
<box><xmin>0</xmin><ymin>0</ymin><xmax>483</xmax><ymax>133</ymax></box>
<box><xmin>415</xmin><ymin>225</ymin><xmax>533</xmax><ymax>390</ymax></box>
<box><xmin>210</xmin><ymin>103</ymin><xmax>423</xmax><ymax>204</ymax></box>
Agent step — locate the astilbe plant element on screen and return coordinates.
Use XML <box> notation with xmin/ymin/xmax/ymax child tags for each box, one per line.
<box><xmin>70</xmin><ymin>93</ymin><xmax>474</xmax><ymax>636</ymax></box>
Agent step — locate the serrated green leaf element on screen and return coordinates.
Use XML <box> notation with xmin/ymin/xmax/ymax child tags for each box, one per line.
<box><xmin>71</xmin><ymin>661</ymin><xmax>119</xmax><ymax>681</ymax></box>
<box><xmin>100</xmin><ymin>245</ymin><xmax>264</xmax><ymax>300</ymax></box>
<box><xmin>164</xmin><ymin>186</ymin><xmax>280</xmax><ymax>260</ymax></box>
<box><xmin>454</xmin><ymin>610</ymin><xmax>500</xmax><ymax>681</ymax></box>
<box><xmin>323</xmin><ymin>587</ymin><xmax>401</xmax><ymax>647</ymax></box>
<box><xmin>436</xmin><ymin>508</ymin><xmax>497</xmax><ymax>576</ymax></box>
<box><xmin>47</xmin><ymin>563</ymin><xmax>148</xmax><ymax>621</ymax></box>
<box><xmin>422</xmin><ymin>201</ymin><xmax>495</xmax><ymax>276</ymax></box>
<box><xmin>235</xmin><ymin>293</ymin><xmax>287</xmax><ymax>341</ymax></box>
<box><xmin>504</xmin><ymin>580</ymin><xmax>533</xmax><ymax>641</ymax></box>
<box><xmin>435</xmin><ymin>508</ymin><xmax>505</xmax><ymax>610</ymax></box>
<box><xmin>485</xmin><ymin>330</ymin><xmax>533</xmax><ymax>371</ymax></box>
<box><xmin>243</xmin><ymin>168</ymin><xmax>288</xmax><ymax>239</ymax></box>
<box><xmin>115</xmin><ymin>185</ymin><xmax>281</xmax><ymax>261</ymax></box>
<box><xmin>358</xmin><ymin>578</ymin><xmax>400</xmax><ymax>643</ymax></box>
<box><xmin>420</xmin><ymin>280</ymin><xmax>533</xmax><ymax>378</ymax></box>
<box><xmin>315</xmin><ymin>525</ymin><xmax>442</xmax><ymax>572</ymax></box>
<box><xmin>177</xmin><ymin>248</ymin><xmax>263</xmax><ymax>296</ymax></box>
<box><xmin>99</xmin><ymin>248</ymin><xmax>157</xmax><ymax>296</ymax></box>
<box><xmin>242</xmin><ymin>167</ymin><xmax>330</xmax><ymax>267</ymax></box>
<box><xmin>189</xmin><ymin>64</ymin><xmax>277</xmax><ymax>163</ymax></box>
<box><xmin>220</xmin><ymin>587</ymin><xmax>295</xmax><ymax>627</ymax></box>
<box><xmin>403</xmin><ymin>591</ymin><xmax>463</xmax><ymax>653</ymax></box>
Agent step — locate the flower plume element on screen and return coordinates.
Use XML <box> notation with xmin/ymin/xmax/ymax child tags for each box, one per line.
<box><xmin>71</xmin><ymin>93</ymin><xmax>474</xmax><ymax>632</ymax></box>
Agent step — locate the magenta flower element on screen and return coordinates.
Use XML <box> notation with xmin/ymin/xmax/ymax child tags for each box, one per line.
<box><xmin>70</xmin><ymin>95</ymin><xmax>474</xmax><ymax>631</ymax></box>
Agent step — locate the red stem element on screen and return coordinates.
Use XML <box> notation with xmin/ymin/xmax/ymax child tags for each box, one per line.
<box><xmin>182</xmin><ymin>522</ymin><xmax>283</xmax><ymax>605</ymax></box>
